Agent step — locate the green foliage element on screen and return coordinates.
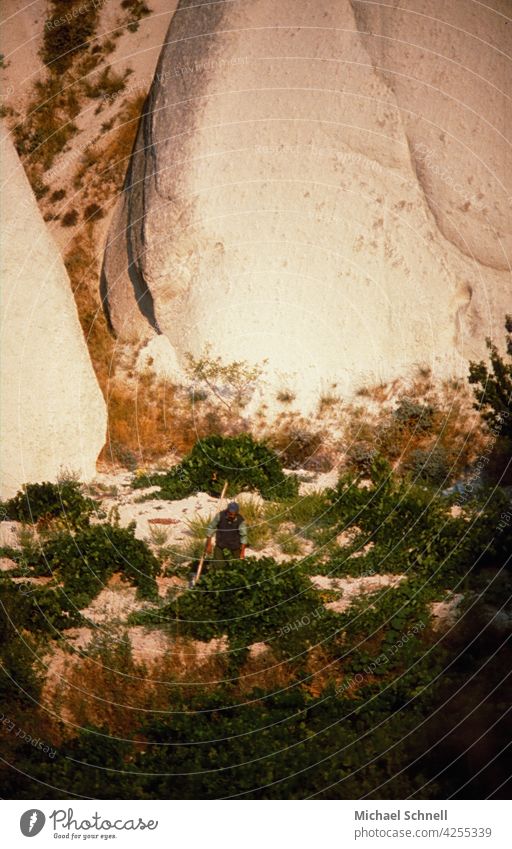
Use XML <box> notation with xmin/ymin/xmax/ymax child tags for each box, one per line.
<box><xmin>15</xmin><ymin>583</ymin><xmax>83</xmax><ymax>633</ymax></box>
<box><xmin>133</xmin><ymin>434</ymin><xmax>299</xmax><ymax>500</ymax></box>
<box><xmin>393</xmin><ymin>397</ymin><xmax>435</xmax><ymax>433</ymax></box>
<box><xmin>4</xmin><ymin>380</ymin><xmax>512</xmax><ymax>800</ymax></box>
<box><xmin>3</xmin><ymin>480</ymin><xmax>95</xmax><ymax>527</ymax></box>
<box><xmin>39</xmin><ymin>523</ymin><xmax>160</xmax><ymax>605</ymax></box>
<box><xmin>468</xmin><ymin>316</ymin><xmax>512</xmax><ymax>439</ymax></box>
<box><xmin>139</xmin><ymin>556</ymin><xmax>335</xmax><ymax>652</ymax></box>
<box><xmin>346</xmin><ymin>441</ymin><xmax>376</xmax><ymax>473</ymax></box>
<box><xmin>0</xmin><ymin>583</ymin><xmax>42</xmax><ymax>703</ymax></box>
<box><xmin>402</xmin><ymin>445</ymin><xmax>450</xmax><ymax>485</ymax></box>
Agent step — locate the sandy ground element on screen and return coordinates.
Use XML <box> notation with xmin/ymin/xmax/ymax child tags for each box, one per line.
<box><xmin>311</xmin><ymin>573</ymin><xmax>406</xmax><ymax>614</ymax></box>
<box><xmin>0</xmin><ymin>0</ymin><xmax>46</xmax><ymax>104</ymax></box>
<box><xmin>0</xmin><ymin>520</ymin><xmax>23</xmax><ymax>548</ymax></box>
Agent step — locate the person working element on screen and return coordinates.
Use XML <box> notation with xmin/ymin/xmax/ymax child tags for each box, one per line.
<box><xmin>206</xmin><ymin>501</ymin><xmax>248</xmax><ymax>564</ymax></box>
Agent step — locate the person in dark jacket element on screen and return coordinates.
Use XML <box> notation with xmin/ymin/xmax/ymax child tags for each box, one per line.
<box><xmin>205</xmin><ymin>501</ymin><xmax>247</xmax><ymax>564</ymax></box>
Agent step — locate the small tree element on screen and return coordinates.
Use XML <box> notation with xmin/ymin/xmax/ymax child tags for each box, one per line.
<box><xmin>468</xmin><ymin>316</ymin><xmax>512</xmax><ymax>438</ymax></box>
<box><xmin>184</xmin><ymin>344</ymin><xmax>265</xmax><ymax>413</ymax></box>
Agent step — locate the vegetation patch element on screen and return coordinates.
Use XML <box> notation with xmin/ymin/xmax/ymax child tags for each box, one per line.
<box><xmin>42</xmin><ymin>1</ymin><xmax>100</xmax><ymax>73</ymax></box>
<box><xmin>133</xmin><ymin>434</ymin><xmax>299</xmax><ymax>500</ymax></box>
<box><xmin>36</xmin><ymin>522</ymin><xmax>160</xmax><ymax>605</ymax></box>
<box><xmin>2</xmin><ymin>479</ymin><xmax>95</xmax><ymax>529</ymax></box>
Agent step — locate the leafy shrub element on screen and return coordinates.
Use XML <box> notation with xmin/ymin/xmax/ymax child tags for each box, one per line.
<box><xmin>346</xmin><ymin>441</ymin><xmax>376</xmax><ymax>473</ymax></box>
<box><xmin>39</xmin><ymin>523</ymin><xmax>160</xmax><ymax>604</ymax></box>
<box><xmin>18</xmin><ymin>584</ymin><xmax>83</xmax><ymax>632</ymax></box>
<box><xmin>402</xmin><ymin>445</ymin><xmax>449</xmax><ymax>486</ymax></box>
<box><xmin>324</xmin><ymin>456</ymin><xmax>467</xmax><ymax>579</ymax></box>
<box><xmin>0</xmin><ymin>583</ymin><xmax>42</xmax><ymax>701</ymax></box>
<box><xmin>469</xmin><ymin>316</ymin><xmax>512</xmax><ymax>440</ymax></box>
<box><xmin>269</xmin><ymin>421</ymin><xmax>327</xmax><ymax>470</ymax></box>
<box><xmin>393</xmin><ymin>397</ymin><xmax>435</xmax><ymax>433</ymax></box>
<box><xmin>134</xmin><ymin>434</ymin><xmax>299</xmax><ymax>500</ymax></box>
<box><xmin>144</xmin><ymin>557</ymin><xmax>335</xmax><ymax>653</ymax></box>
<box><xmin>4</xmin><ymin>480</ymin><xmax>95</xmax><ymax>528</ymax></box>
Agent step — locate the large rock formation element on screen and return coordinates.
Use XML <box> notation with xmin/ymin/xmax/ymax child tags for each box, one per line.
<box><xmin>0</xmin><ymin>133</ymin><xmax>107</xmax><ymax>499</ymax></box>
<box><xmin>102</xmin><ymin>0</ymin><xmax>511</xmax><ymax>408</ymax></box>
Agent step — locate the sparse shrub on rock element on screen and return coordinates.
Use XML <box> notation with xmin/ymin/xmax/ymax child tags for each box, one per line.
<box><xmin>402</xmin><ymin>445</ymin><xmax>450</xmax><ymax>486</ymax></box>
<box><xmin>393</xmin><ymin>397</ymin><xmax>435</xmax><ymax>433</ymax></box>
<box><xmin>345</xmin><ymin>441</ymin><xmax>376</xmax><ymax>474</ymax></box>
<box><xmin>269</xmin><ymin>421</ymin><xmax>328</xmax><ymax>470</ymax></box>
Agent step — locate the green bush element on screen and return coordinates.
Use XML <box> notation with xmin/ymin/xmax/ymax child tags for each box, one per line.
<box><xmin>469</xmin><ymin>315</ymin><xmax>512</xmax><ymax>440</ymax></box>
<box><xmin>0</xmin><ymin>583</ymin><xmax>42</xmax><ymax>702</ymax></box>
<box><xmin>402</xmin><ymin>445</ymin><xmax>450</xmax><ymax>485</ymax></box>
<box><xmin>39</xmin><ymin>523</ymin><xmax>160</xmax><ymax>606</ymax></box>
<box><xmin>346</xmin><ymin>441</ymin><xmax>376</xmax><ymax>473</ymax></box>
<box><xmin>3</xmin><ymin>480</ymin><xmax>95</xmax><ymax>527</ymax></box>
<box><xmin>134</xmin><ymin>434</ymin><xmax>299</xmax><ymax>500</ymax></box>
<box><xmin>140</xmin><ymin>556</ymin><xmax>334</xmax><ymax>652</ymax></box>
<box><xmin>393</xmin><ymin>398</ymin><xmax>435</xmax><ymax>433</ymax></box>
<box><xmin>17</xmin><ymin>584</ymin><xmax>83</xmax><ymax>632</ymax></box>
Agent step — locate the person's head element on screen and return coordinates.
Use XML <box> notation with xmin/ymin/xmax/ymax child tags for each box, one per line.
<box><xmin>226</xmin><ymin>501</ymin><xmax>239</xmax><ymax>519</ymax></box>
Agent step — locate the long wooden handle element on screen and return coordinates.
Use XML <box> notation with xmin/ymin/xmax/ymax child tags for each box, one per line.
<box><xmin>193</xmin><ymin>480</ymin><xmax>229</xmax><ymax>586</ymax></box>
<box><xmin>194</xmin><ymin>545</ymin><xmax>207</xmax><ymax>584</ymax></box>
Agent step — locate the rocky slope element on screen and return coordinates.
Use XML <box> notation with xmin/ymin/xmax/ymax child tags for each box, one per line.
<box><xmin>102</xmin><ymin>0</ymin><xmax>511</xmax><ymax>410</ymax></box>
<box><xmin>0</xmin><ymin>133</ymin><xmax>107</xmax><ymax>498</ymax></box>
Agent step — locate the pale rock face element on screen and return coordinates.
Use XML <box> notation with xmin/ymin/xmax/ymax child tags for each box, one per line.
<box><xmin>102</xmin><ymin>0</ymin><xmax>511</xmax><ymax>410</ymax></box>
<box><xmin>135</xmin><ymin>334</ymin><xmax>182</xmax><ymax>380</ymax></box>
<box><xmin>0</xmin><ymin>134</ymin><xmax>107</xmax><ymax>499</ymax></box>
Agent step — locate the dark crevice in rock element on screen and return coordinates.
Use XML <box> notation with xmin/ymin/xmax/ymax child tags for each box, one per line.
<box><xmin>124</xmin><ymin>146</ymin><xmax>161</xmax><ymax>334</ymax></box>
